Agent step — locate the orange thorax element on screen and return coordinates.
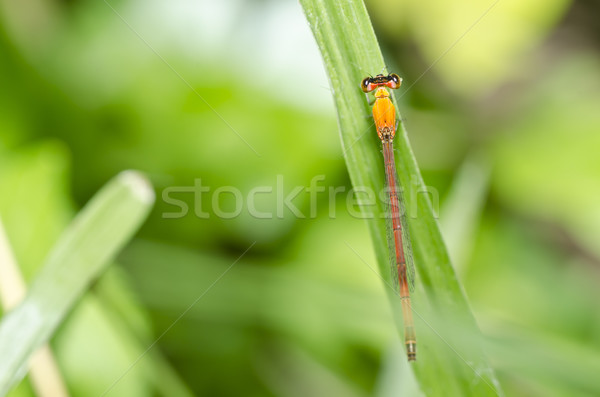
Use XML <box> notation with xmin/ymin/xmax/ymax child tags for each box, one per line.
<box><xmin>372</xmin><ymin>87</ymin><xmax>396</xmax><ymax>140</ymax></box>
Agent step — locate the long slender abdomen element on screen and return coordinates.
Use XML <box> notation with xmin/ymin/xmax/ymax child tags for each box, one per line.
<box><xmin>382</xmin><ymin>140</ymin><xmax>417</xmax><ymax>361</ymax></box>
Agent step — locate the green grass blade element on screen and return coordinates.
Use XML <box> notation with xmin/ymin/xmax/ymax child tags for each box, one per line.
<box><xmin>299</xmin><ymin>1</ymin><xmax>503</xmax><ymax>396</ymax></box>
<box><xmin>0</xmin><ymin>171</ymin><xmax>154</xmax><ymax>395</ymax></box>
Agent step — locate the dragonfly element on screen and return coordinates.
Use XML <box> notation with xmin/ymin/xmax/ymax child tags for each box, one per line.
<box><xmin>361</xmin><ymin>73</ymin><xmax>417</xmax><ymax>361</ymax></box>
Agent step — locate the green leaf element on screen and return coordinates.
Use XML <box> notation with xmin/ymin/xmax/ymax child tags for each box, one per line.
<box><xmin>0</xmin><ymin>171</ymin><xmax>154</xmax><ymax>395</ymax></box>
<box><xmin>299</xmin><ymin>1</ymin><xmax>503</xmax><ymax>395</ymax></box>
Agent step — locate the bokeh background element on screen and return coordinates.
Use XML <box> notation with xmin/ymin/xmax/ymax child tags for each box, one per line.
<box><xmin>1</xmin><ymin>0</ymin><xmax>599</xmax><ymax>396</ymax></box>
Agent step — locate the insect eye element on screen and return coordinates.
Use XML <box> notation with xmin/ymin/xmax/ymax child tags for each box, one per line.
<box><xmin>387</xmin><ymin>73</ymin><xmax>402</xmax><ymax>89</ymax></box>
<box><xmin>361</xmin><ymin>77</ymin><xmax>373</xmax><ymax>93</ymax></box>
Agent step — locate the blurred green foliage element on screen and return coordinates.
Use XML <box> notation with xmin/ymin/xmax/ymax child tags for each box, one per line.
<box><xmin>0</xmin><ymin>170</ymin><xmax>153</xmax><ymax>395</ymax></box>
<box><xmin>0</xmin><ymin>0</ymin><xmax>599</xmax><ymax>396</ymax></box>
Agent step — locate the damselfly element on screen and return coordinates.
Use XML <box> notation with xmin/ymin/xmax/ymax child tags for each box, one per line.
<box><xmin>361</xmin><ymin>73</ymin><xmax>417</xmax><ymax>361</ymax></box>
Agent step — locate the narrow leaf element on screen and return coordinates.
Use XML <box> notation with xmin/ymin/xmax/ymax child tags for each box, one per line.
<box><xmin>299</xmin><ymin>1</ymin><xmax>503</xmax><ymax>395</ymax></box>
<box><xmin>0</xmin><ymin>171</ymin><xmax>154</xmax><ymax>395</ymax></box>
